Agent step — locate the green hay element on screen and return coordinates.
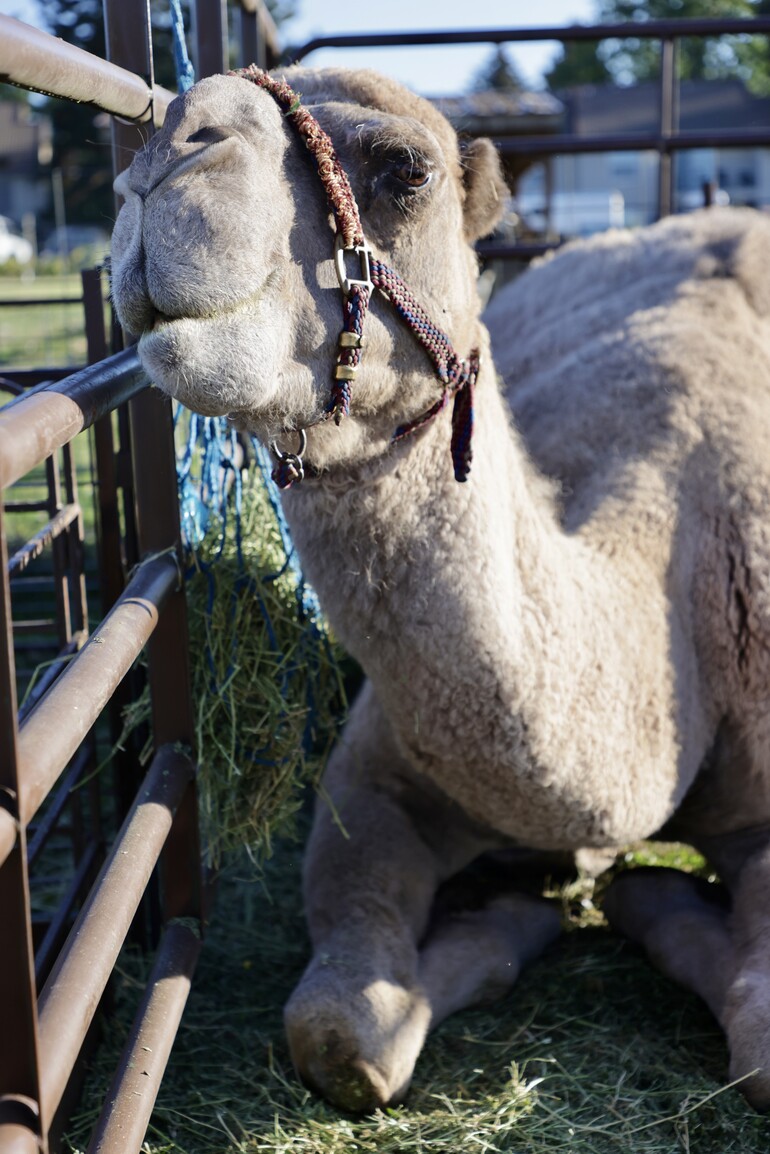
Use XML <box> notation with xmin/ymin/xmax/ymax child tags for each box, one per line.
<box><xmin>65</xmin><ymin>837</ymin><xmax>770</xmax><ymax>1154</ymax></box>
<box><xmin>125</xmin><ymin>465</ymin><xmax>345</xmax><ymax>867</ymax></box>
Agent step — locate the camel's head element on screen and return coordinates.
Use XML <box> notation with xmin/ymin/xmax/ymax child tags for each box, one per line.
<box><xmin>111</xmin><ymin>66</ymin><xmax>506</xmax><ymax>466</ymax></box>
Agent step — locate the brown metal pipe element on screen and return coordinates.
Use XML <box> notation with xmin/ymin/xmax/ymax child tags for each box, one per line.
<box><xmin>7</xmin><ymin>503</ymin><xmax>81</xmax><ymax>577</ymax></box>
<box><xmin>36</xmin><ymin>745</ymin><xmax>195</xmax><ymax>1131</ymax></box>
<box><xmin>0</xmin><ymin>1122</ymin><xmax>39</xmax><ymax>1154</ymax></box>
<box><xmin>0</xmin><ymin>349</ymin><xmax>148</xmax><ymax>493</ymax></box>
<box><xmin>86</xmin><ymin>922</ymin><xmax>201</xmax><ymax>1154</ymax></box>
<box><xmin>0</xmin><ymin>809</ymin><xmax>16</xmax><ymax>871</ymax></box>
<box><xmin>236</xmin><ymin>0</ymin><xmax>280</xmax><ymax>61</ymax></box>
<box><xmin>288</xmin><ymin>15</ymin><xmax>770</xmax><ymax>60</ymax></box>
<box><xmin>0</xmin><ymin>1096</ymin><xmax>40</xmax><ymax>1154</ymax></box>
<box><xmin>194</xmin><ymin>0</ymin><xmax>229</xmax><ymax>79</ymax></box>
<box><xmin>0</xmin><ymin>15</ymin><xmax>174</xmax><ymax>126</ymax></box>
<box><xmin>491</xmin><ymin>126</ymin><xmax>770</xmax><ymax>156</ymax></box>
<box><xmin>17</xmin><ymin>552</ymin><xmax>180</xmax><ymax>824</ymax></box>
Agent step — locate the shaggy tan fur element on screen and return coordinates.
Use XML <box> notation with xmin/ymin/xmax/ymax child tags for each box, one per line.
<box><xmin>111</xmin><ymin>65</ymin><xmax>770</xmax><ymax>1114</ymax></box>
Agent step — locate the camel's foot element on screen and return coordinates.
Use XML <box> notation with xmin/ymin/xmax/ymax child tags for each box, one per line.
<box><xmin>284</xmin><ymin>956</ymin><xmax>430</xmax><ymax>1113</ymax></box>
<box><xmin>285</xmin><ymin>893</ymin><xmax>561</xmax><ymax>1112</ymax></box>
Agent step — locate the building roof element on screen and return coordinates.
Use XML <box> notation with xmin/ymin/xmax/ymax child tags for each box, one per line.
<box><xmin>433</xmin><ymin>89</ymin><xmax>564</xmax><ymax>138</ymax></box>
<box><xmin>0</xmin><ymin>100</ymin><xmax>53</xmax><ymax>173</ymax></box>
<box><xmin>561</xmin><ymin>78</ymin><xmax>770</xmax><ymax>137</ymax></box>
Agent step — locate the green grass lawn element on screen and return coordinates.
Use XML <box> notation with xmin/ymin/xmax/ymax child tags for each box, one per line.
<box><xmin>0</xmin><ymin>272</ymin><xmax>93</xmax><ymax>369</ymax></box>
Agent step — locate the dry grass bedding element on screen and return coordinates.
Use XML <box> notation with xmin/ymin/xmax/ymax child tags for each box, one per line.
<box><xmin>65</xmin><ymin>840</ymin><xmax>770</xmax><ymax>1154</ymax></box>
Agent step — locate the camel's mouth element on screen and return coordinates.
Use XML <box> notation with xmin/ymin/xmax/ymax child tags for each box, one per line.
<box><xmin>149</xmin><ymin>310</ymin><xmax>175</xmax><ymax>330</ymax></box>
<box><xmin>143</xmin><ymin>265</ymin><xmax>284</xmax><ymax>335</ymax></box>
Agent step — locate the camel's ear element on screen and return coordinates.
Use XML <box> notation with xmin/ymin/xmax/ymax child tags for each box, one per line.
<box><xmin>461</xmin><ymin>138</ymin><xmax>508</xmax><ymax>243</ymax></box>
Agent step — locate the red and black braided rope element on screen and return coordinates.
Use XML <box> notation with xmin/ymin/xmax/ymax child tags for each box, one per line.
<box><xmin>230</xmin><ymin>65</ymin><xmax>479</xmax><ymax>483</ymax></box>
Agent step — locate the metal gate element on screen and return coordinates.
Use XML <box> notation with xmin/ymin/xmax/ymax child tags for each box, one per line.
<box><xmin>2</xmin><ymin>8</ymin><xmax>770</xmax><ymax>1153</ymax></box>
<box><xmin>0</xmin><ymin>3</ymin><xmax>278</xmax><ymax>1151</ymax></box>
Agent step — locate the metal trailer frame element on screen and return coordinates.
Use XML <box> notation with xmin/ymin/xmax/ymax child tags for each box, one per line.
<box><xmin>0</xmin><ymin>3</ymin><xmax>278</xmax><ymax>1153</ymax></box>
<box><xmin>286</xmin><ymin>17</ymin><xmax>770</xmax><ymax>259</ymax></box>
<box><xmin>0</xmin><ymin>9</ymin><xmax>767</xmax><ymax>1154</ymax></box>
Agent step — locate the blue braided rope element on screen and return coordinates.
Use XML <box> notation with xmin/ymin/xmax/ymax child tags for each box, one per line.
<box><xmin>169</xmin><ymin>0</ymin><xmax>195</xmax><ymax>94</ymax></box>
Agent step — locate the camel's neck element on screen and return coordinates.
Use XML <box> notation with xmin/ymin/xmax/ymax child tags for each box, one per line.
<box><xmin>284</xmin><ymin>341</ymin><xmax>565</xmax><ymax>671</ymax></box>
<box><xmin>282</xmin><ymin>341</ymin><xmax>702</xmax><ymax>847</ymax></box>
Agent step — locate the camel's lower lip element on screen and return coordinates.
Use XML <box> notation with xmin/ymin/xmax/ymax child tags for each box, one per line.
<box><xmin>143</xmin><ymin>265</ymin><xmax>282</xmax><ymax>334</ymax></box>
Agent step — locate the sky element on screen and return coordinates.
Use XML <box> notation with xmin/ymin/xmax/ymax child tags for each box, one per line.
<box><xmin>279</xmin><ymin>0</ymin><xmax>598</xmax><ymax>93</ymax></box>
<box><xmin>2</xmin><ymin>0</ymin><xmax>598</xmax><ymax>94</ymax></box>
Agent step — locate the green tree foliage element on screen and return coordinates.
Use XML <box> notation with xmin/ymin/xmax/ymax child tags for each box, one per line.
<box><xmin>598</xmin><ymin>0</ymin><xmax>770</xmax><ymax>92</ymax></box>
<box><xmin>40</xmin><ymin>0</ymin><xmax>294</xmax><ymax>228</ymax></box>
<box><xmin>472</xmin><ymin>46</ymin><xmax>525</xmax><ymax>91</ymax></box>
<box><xmin>544</xmin><ymin>40</ymin><xmax>614</xmax><ymax>89</ymax></box>
<box><xmin>544</xmin><ymin>0</ymin><xmax>769</xmax><ymax>94</ymax></box>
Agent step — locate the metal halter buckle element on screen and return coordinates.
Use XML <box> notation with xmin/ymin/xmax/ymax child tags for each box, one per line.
<box><xmin>333</xmin><ymin>233</ymin><xmax>373</xmax><ymax>297</ymax></box>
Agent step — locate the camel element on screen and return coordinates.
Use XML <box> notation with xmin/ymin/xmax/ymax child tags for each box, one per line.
<box><xmin>110</xmin><ymin>64</ymin><xmax>770</xmax><ymax>1114</ymax></box>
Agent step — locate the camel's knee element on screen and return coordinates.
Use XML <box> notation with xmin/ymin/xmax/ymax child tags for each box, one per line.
<box><xmin>284</xmin><ymin>959</ymin><xmax>430</xmax><ymax>1113</ymax></box>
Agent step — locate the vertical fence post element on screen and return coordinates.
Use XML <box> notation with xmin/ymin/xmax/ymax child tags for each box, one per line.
<box><xmin>658</xmin><ymin>36</ymin><xmax>678</xmax><ymax>218</ymax></box>
<box><xmin>0</xmin><ymin>505</ymin><xmax>42</xmax><ymax>1151</ymax></box>
<box><xmin>194</xmin><ymin>0</ymin><xmax>229</xmax><ymax>78</ymax></box>
<box><xmin>103</xmin><ymin>0</ymin><xmax>203</xmax><ymax>926</ymax></box>
<box><xmin>239</xmin><ymin>3</ymin><xmax>261</xmax><ymax>70</ymax></box>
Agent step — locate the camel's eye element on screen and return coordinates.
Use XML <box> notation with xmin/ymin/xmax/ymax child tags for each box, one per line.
<box><xmin>389</xmin><ymin>160</ymin><xmax>432</xmax><ymax>191</ymax></box>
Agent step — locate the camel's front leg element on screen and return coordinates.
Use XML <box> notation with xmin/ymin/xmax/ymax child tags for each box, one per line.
<box><xmin>604</xmin><ymin>843</ymin><xmax>770</xmax><ymax>1110</ymax></box>
<box><xmin>284</xmin><ymin>684</ymin><xmax>561</xmax><ymax>1112</ymax></box>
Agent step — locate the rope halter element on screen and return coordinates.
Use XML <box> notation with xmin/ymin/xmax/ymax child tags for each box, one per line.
<box><xmin>229</xmin><ymin>65</ymin><xmax>481</xmax><ymax>488</ymax></box>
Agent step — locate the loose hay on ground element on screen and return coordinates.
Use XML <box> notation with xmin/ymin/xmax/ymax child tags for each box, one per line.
<box><xmin>65</xmin><ymin>837</ymin><xmax>770</xmax><ymax>1154</ymax></box>
<box><xmin>68</xmin><ymin>441</ymin><xmax>769</xmax><ymax>1151</ymax></box>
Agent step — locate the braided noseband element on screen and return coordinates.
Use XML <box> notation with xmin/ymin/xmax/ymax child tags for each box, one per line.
<box><xmin>229</xmin><ymin>65</ymin><xmax>480</xmax><ymax>488</ymax></box>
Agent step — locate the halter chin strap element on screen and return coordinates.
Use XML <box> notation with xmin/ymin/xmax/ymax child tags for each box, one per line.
<box><xmin>229</xmin><ymin>64</ymin><xmax>479</xmax><ymax>488</ymax></box>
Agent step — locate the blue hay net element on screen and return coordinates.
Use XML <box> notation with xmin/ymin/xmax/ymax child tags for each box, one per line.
<box><xmin>168</xmin><ymin>2</ymin><xmax>328</xmax><ymax>771</ymax></box>
<box><xmin>175</xmin><ymin>410</ymin><xmax>322</xmax><ymax>622</ymax></box>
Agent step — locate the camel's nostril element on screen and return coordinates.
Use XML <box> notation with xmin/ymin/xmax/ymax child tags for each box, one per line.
<box><xmin>186</xmin><ymin>125</ymin><xmax>241</xmax><ymax>145</ymax></box>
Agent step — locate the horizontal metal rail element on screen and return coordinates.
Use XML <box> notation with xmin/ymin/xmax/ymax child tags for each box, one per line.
<box><xmin>34</xmin><ymin>839</ymin><xmax>100</xmax><ymax>986</ymax></box>
<box><xmin>26</xmin><ymin>746</ymin><xmax>91</xmax><ymax>866</ymax></box>
<box><xmin>0</xmin><ymin>299</ymin><xmax>83</xmax><ymax>310</ymax></box>
<box><xmin>477</xmin><ymin>240</ymin><xmax>559</xmax><ymax>261</ymax></box>
<box><xmin>0</xmin><ymin>811</ymin><xmax>16</xmax><ymax>867</ymax></box>
<box><xmin>0</xmin><ymin>369</ymin><xmax>81</xmax><ymax>391</ymax></box>
<box><xmin>12</xmin><ymin>620</ymin><xmax>58</xmax><ymax>635</ymax></box>
<box><xmin>0</xmin><ymin>1120</ymin><xmax>38</xmax><ymax>1154</ymax></box>
<box><xmin>0</xmin><ymin>348</ymin><xmax>148</xmax><ymax>492</ymax></box>
<box><xmin>18</xmin><ymin>635</ymin><xmax>86</xmax><ymax>726</ymax></box>
<box><xmin>16</xmin><ymin>551</ymin><xmax>180</xmax><ymax>825</ymax></box>
<box><xmin>493</xmin><ymin>127</ymin><xmax>770</xmax><ymax>155</ymax></box>
<box><xmin>7</xmin><ymin>503</ymin><xmax>81</xmax><ymax>578</ymax></box>
<box><xmin>0</xmin><ymin>15</ymin><xmax>175</xmax><ymax>126</ymax></box>
<box><xmin>4</xmin><ymin>501</ymin><xmax>51</xmax><ymax>515</ymax></box>
<box><xmin>289</xmin><ymin>16</ymin><xmax>770</xmax><ymax>60</ymax></box>
<box><xmin>36</xmin><ymin>744</ymin><xmax>195</xmax><ymax>1131</ymax></box>
<box><xmin>87</xmin><ymin>922</ymin><xmax>201</xmax><ymax>1154</ymax></box>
